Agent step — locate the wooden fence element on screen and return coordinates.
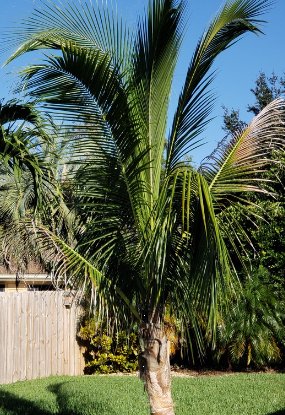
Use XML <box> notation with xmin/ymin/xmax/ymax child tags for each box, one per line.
<box><xmin>0</xmin><ymin>291</ymin><xmax>85</xmax><ymax>384</ymax></box>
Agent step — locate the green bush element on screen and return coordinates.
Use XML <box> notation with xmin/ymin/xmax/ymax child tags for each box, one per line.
<box><xmin>78</xmin><ymin>319</ymin><xmax>139</xmax><ymax>374</ymax></box>
<box><xmin>214</xmin><ymin>266</ymin><xmax>285</xmax><ymax>369</ymax></box>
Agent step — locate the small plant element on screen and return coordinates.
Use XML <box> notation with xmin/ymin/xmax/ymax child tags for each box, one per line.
<box><xmin>78</xmin><ymin>318</ymin><xmax>139</xmax><ymax>374</ymax></box>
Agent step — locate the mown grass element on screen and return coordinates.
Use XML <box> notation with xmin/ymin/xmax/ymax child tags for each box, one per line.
<box><xmin>0</xmin><ymin>373</ymin><xmax>284</xmax><ymax>415</ymax></box>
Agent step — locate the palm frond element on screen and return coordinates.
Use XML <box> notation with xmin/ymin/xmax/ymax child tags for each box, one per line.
<box><xmin>34</xmin><ymin>224</ymin><xmax>141</xmax><ymax>321</ymax></box>
<box><xmin>0</xmin><ymin>99</ymin><xmax>41</xmax><ymax>127</ymax></box>
<box><xmin>166</xmin><ymin>0</ymin><xmax>272</xmax><ymax>172</ymax></box>
<box><xmin>130</xmin><ymin>0</ymin><xmax>184</xmax><ymax>203</ymax></box>
<box><xmin>202</xmin><ymin>99</ymin><xmax>285</xmax><ymax>202</ymax></box>
<box><xmin>0</xmin><ymin>100</ymin><xmax>54</xmax><ymax>209</ymax></box>
<box><xmin>6</xmin><ymin>0</ymin><xmax>131</xmax><ymax>69</ymax></box>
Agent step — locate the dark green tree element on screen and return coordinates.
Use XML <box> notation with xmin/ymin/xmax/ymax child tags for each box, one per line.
<box><xmin>248</xmin><ymin>72</ymin><xmax>285</xmax><ymax>115</ymax></box>
<box><xmin>215</xmin><ymin>266</ymin><xmax>285</xmax><ymax>369</ymax></box>
<box><xmin>223</xmin><ymin>71</ymin><xmax>285</xmax><ymax>135</ymax></box>
<box><xmin>0</xmin><ymin>100</ymin><xmax>75</xmax><ymax>275</ymax></box>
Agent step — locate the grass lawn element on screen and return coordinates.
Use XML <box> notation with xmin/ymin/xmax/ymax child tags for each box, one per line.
<box><xmin>0</xmin><ymin>373</ymin><xmax>284</xmax><ymax>415</ymax></box>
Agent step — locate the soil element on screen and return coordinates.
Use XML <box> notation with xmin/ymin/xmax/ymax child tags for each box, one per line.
<box><xmin>97</xmin><ymin>368</ymin><xmax>283</xmax><ymax>377</ymax></box>
<box><xmin>170</xmin><ymin>367</ymin><xmax>283</xmax><ymax>377</ymax></box>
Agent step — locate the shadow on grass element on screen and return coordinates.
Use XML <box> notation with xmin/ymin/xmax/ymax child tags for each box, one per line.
<box><xmin>267</xmin><ymin>411</ymin><xmax>285</xmax><ymax>415</ymax></box>
<box><xmin>0</xmin><ymin>382</ymin><xmax>117</xmax><ymax>415</ymax></box>
<box><xmin>0</xmin><ymin>390</ymin><xmax>51</xmax><ymax>415</ymax></box>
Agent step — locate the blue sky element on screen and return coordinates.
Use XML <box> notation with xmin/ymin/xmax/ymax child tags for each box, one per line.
<box><xmin>0</xmin><ymin>0</ymin><xmax>284</xmax><ymax>165</ymax></box>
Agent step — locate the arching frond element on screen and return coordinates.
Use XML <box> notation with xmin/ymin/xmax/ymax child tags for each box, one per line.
<box><xmin>202</xmin><ymin>99</ymin><xmax>285</xmax><ymax>203</ymax></box>
<box><xmin>166</xmin><ymin>0</ymin><xmax>272</xmax><ymax>172</ymax></box>
<box><xmin>6</xmin><ymin>0</ymin><xmax>132</xmax><ymax>69</ymax></box>
<box><xmin>130</xmin><ymin>0</ymin><xmax>184</xmax><ymax>203</ymax></box>
<box><xmin>0</xmin><ymin>99</ymin><xmax>41</xmax><ymax>127</ymax></box>
<box><xmin>0</xmin><ymin>100</ymin><xmax>54</xmax><ymax>209</ymax></box>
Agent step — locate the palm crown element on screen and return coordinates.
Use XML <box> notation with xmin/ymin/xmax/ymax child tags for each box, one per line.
<box><xmin>7</xmin><ymin>0</ymin><xmax>285</xmax><ymax>330</ymax></box>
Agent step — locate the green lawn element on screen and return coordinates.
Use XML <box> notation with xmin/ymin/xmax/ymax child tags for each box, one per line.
<box><xmin>0</xmin><ymin>373</ymin><xmax>284</xmax><ymax>415</ymax></box>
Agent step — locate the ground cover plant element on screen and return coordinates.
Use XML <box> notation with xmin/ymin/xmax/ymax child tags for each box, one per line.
<box><xmin>0</xmin><ymin>374</ymin><xmax>284</xmax><ymax>415</ymax></box>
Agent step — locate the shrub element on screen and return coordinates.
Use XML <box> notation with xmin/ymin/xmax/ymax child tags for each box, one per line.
<box><xmin>78</xmin><ymin>319</ymin><xmax>139</xmax><ymax>374</ymax></box>
<box><xmin>214</xmin><ymin>266</ymin><xmax>285</xmax><ymax>369</ymax></box>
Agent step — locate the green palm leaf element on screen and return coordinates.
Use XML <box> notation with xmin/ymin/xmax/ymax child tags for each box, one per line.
<box><xmin>6</xmin><ymin>0</ymin><xmax>131</xmax><ymax>68</ymax></box>
<box><xmin>203</xmin><ymin>99</ymin><xmax>285</xmax><ymax>199</ymax></box>
<box><xmin>166</xmin><ymin>0</ymin><xmax>271</xmax><ymax>172</ymax></box>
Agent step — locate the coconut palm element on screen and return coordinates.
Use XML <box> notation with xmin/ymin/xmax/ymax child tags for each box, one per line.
<box><xmin>0</xmin><ymin>100</ymin><xmax>48</xmax><ymax>269</ymax></box>
<box><xmin>0</xmin><ymin>100</ymin><xmax>48</xmax><ymax>203</ymax></box>
<box><xmin>6</xmin><ymin>0</ymin><xmax>285</xmax><ymax>413</ymax></box>
<box><xmin>0</xmin><ymin>101</ymin><xmax>75</xmax><ymax>274</ymax></box>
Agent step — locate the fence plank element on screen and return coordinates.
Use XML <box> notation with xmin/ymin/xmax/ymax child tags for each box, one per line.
<box><xmin>20</xmin><ymin>292</ymin><xmax>28</xmax><ymax>381</ymax></box>
<box><xmin>0</xmin><ymin>291</ymin><xmax>84</xmax><ymax>384</ymax></box>
<box><xmin>6</xmin><ymin>294</ymin><xmax>13</xmax><ymax>384</ymax></box>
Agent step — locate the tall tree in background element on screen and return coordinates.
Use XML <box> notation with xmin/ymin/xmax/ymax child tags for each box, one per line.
<box><xmin>6</xmin><ymin>1</ymin><xmax>285</xmax><ymax>414</ymax></box>
<box><xmin>219</xmin><ymin>72</ymin><xmax>285</xmax><ymax>369</ymax></box>
<box><xmin>223</xmin><ymin>71</ymin><xmax>285</xmax><ymax>134</ymax></box>
<box><xmin>222</xmin><ymin>72</ymin><xmax>285</xmax><ymax>278</ymax></box>
<box><xmin>0</xmin><ymin>100</ymin><xmax>49</xmax><ymax>270</ymax></box>
<box><xmin>248</xmin><ymin>72</ymin><xmax>285</xmax><ymax>115</ymax></box>
<box><xmin>0</xmin><ymin>100</ymin><xmax>75</xmax><ymax>275</ymax></box>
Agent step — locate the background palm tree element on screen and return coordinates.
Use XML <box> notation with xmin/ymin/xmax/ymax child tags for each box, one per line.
<box><xmin>0</xmin><ymin>100</ymin><xmax>48</xmax><ymax>199</ymax></box>
<box><xmin>6</xmin><ymin>0</ymin><xmax>285</xmax><ymax>414</ymax></box>
<box><xmin>0</xmin><ymin>100</ymin><xmax>75</xmax><ymax>275</ymax></box>
<box><xmin>0</xmin><ymin>100</ymin><xmax>48</xmax><ymax>270</ymax></box>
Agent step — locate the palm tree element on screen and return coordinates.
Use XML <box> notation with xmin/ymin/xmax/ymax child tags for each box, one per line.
<box><xmin>6</xmin><ymin>0</ymin><xmax>285</xmax><ymax>413</ymax></box>
<box><xmin>0</xmin><ymin>100</ymin><xmax>47</xmax><ymax>269</ymax></box>
<box><xmin>0</xmin><ymin>100</ymin><xmax>48</xmax><ymax>201</ymax></box>
<box><xmin>0</xmin><ymin>100</ymin><xmax>74</xmax><ymax>274</ymax></box>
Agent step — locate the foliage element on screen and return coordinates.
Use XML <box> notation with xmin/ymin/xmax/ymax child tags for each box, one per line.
<box><xmin>223</xmin><ymin>71</ymin><xmax>285</xmax><ymax>135</ymax></box>
<box><xmin>0</xmin><ymin>105</ymin><xmax>76</xmax><ymax>275</ymax></box>
<box><xmin>0</xmin><ymin>99</ymin><xmax>49</xmax><ymax>207</ymax></box>
<box><xmin>221</xmin><ymin>73</ymin><xmax>285</xmax><ymax>276</ymax></box>
<box><xmin>0</xmin><ymin>374</ymin><xmax>285</xmax><ymax>415</ymax></box>
<box><xmin>248</xmin><ymin>72</ymin><xmax>285</xmax><ymax>115</ymax></box>
<box><xmin>3</xmin><ymin>12</ymin><xmax>285</xmax><ymax>409</ymax></box>
<box><xmin>0</xmin><ymin>100</ymin><xmax>51</xmax><ymax>272</ymax></box>
<box><xmin>78</xmin><ymin>318</ymin><xmax>139</xmax><ymax>374</ymax></box>
<box><xmin>219</xmin><ymin>73</ymin><xmax>285</xmax><ymax>366</ymax></box>
<box><xmin>222</xmin><ymin>107</ymin><xmax>247</xmax><ymax>135</ymax></box>
<box><xmin>218</xmin><ymin>74</ymin><xmax>285</xmax><ymax>370</ymax></box>
<box><xmin>77</xmin><ymin>313</ymin><xmax>181</xmax><ymax>373</ymax></box>
<box><xmin>215</xmin><ymin>266</ymin><xmax>285</xmax><ymax>369</ymax></box>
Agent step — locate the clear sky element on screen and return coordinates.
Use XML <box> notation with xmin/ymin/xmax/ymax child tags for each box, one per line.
<box><xmin>0</xmin><ymin>0</ymin><xmax>284</xmax><ymax>165</ymax></box>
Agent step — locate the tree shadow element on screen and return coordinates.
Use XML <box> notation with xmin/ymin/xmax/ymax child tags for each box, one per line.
<box><xmin>0</xmin><ymin>390</ymin><xmax>51</xmax><ymax>415</ymax></box>
<box><xmin>0</xmin><ymin>381</ymin><xmax>117</xmax><ymax>415</ymax></box>
<box><xmin>266</xmin><ymin>411</ymin><xmax>285</xmax><ymax>415</ymax></box>
<box><xmin>48</xmin><ymin>382</ymin><xmax>117</xmax><ymax>415</ymax></box>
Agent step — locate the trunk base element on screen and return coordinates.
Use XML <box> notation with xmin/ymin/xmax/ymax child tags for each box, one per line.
<box><xmin>139</xmin><ymin>323</ymin><xmax>175</xmax><ymax>415</ymax></box>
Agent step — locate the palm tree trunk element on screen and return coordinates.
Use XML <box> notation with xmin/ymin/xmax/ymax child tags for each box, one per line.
<box><xmin>139</xmin><ymin>323</ymin><xmax>175</xmax><ymax>415</ymax></box>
